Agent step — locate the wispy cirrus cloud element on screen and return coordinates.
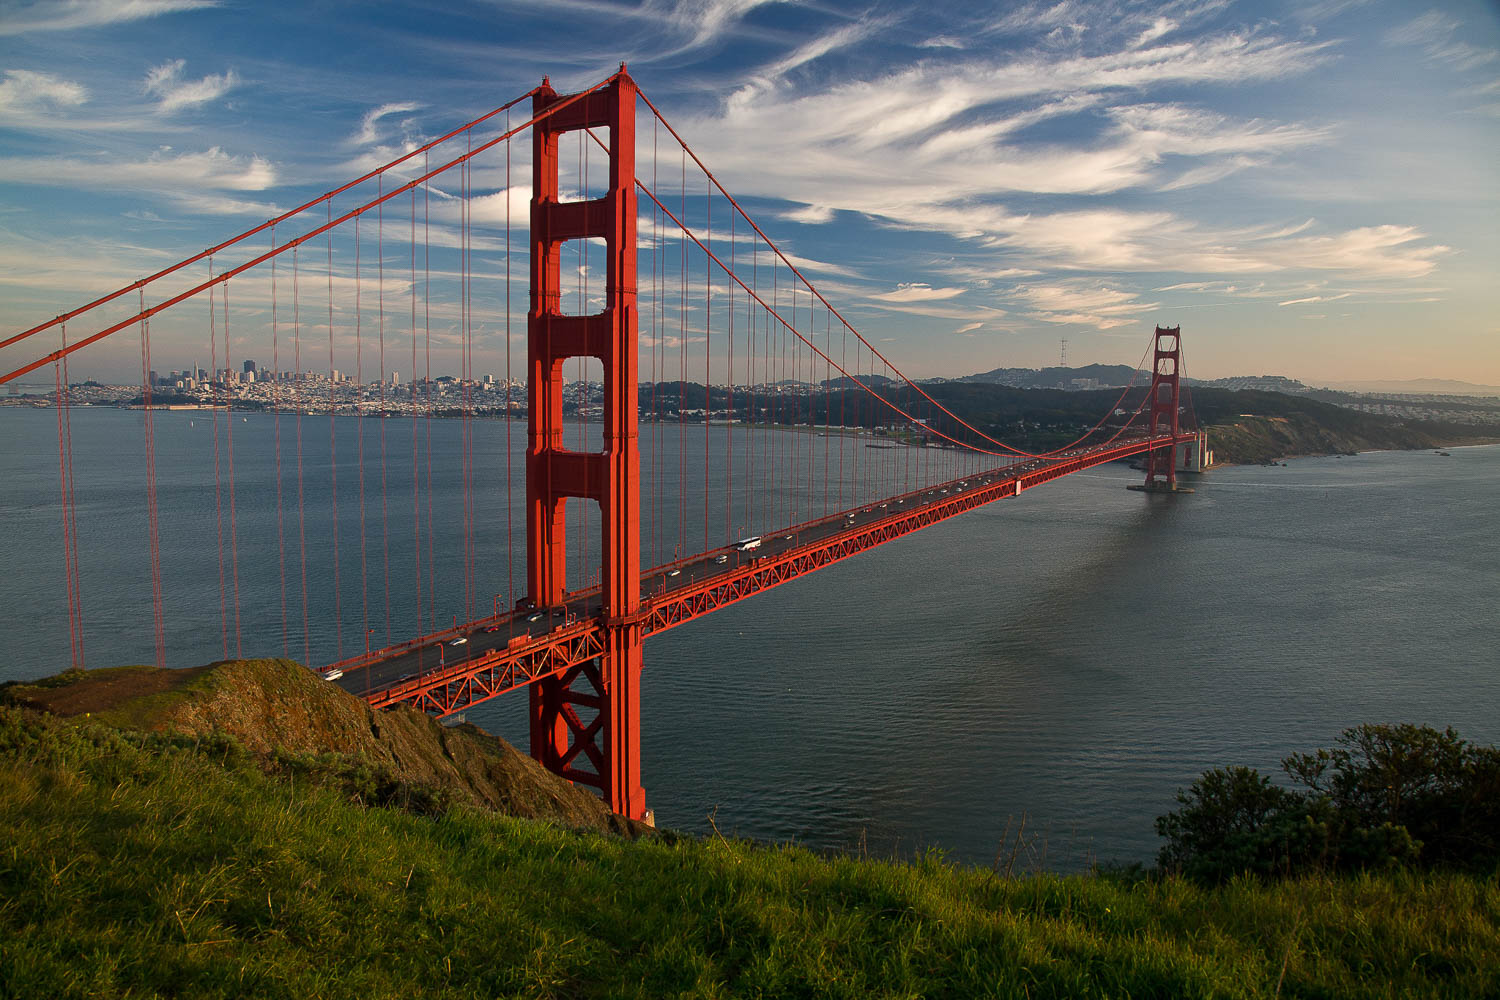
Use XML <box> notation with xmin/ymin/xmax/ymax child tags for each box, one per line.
<box><xmin>685</xmin><ymin>26</ymin><xmax>1337</xmax><ymax>225</ymax></box>
<box><xmin>1278</xmin><ymin>292</ymin><xmax>1352</xmax><ymax>306</ymax></box>
<box><xmin>0</xmin><ymin>0</ymin><xmax>216</xmax><ymax>36</ymax></box>
<box><xmin>1006</xmin><ymin>281</ymin><xmax>1158</xmax><ymax>330</ymax></box>
<box><xmin>869</xmin><ymin>283</ymin><xmax>965</xmax><ymax>303</ymax></box>
<box><xmin>1386</xmin><ymin>11</ymin><xmax>1499</xmax><ymax>74</ymax></box>
<box><xmin>0</xmin><ymin>69</ymin><xmax>87</xmax><ymax>116</ymax></box>
<box><xmin>143</xmin><ymin>58</ymin><xmax>237</xmax><ymax>112</ymax></box>
<box><xmin>352</xmin><ymin>102</ymin><xmax>424</xmax><ymax>145</ymax></box>
<box><xmin>0</xmin><ymin>146</ymin><xmax>275</xmax><ymax>192</ymax></box>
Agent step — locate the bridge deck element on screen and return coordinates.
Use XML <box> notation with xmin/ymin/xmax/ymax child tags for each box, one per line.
<box><xmin>328</xmin><ymin>433</ymin><xmax>1185</xmax><ymax>716</ymax></box>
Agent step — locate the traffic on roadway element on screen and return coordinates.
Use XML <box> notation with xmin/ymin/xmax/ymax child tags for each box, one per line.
<box><xmin>329</xmin><ymin>440</ymin><xmax>1151</xmax><ymax>700</ymax></box>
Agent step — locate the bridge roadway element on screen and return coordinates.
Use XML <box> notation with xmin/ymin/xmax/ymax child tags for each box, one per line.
<box><xmin>326</xmin><ymin>432</ymin><xmax>1183</xmax><ymax>716</ymax></box>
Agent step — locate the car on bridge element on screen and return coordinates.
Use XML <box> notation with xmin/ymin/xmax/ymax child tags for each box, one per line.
<box><xmin>733</xmin><ymin>536</ymin><xmax>762</xmax><ymax>551</ymax></box>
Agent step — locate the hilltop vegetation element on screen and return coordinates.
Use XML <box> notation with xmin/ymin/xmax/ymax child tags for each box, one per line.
<box><xmin>2</xmin><ymin>660</ymin><xmax>1498</xmax><ymax>998</ymax></box>
<box><xmin>1</xmin><ymin>660</ymin><xmax>651</xmax><ymax>836</ymax></box>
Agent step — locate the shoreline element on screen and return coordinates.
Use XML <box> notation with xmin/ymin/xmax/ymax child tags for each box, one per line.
<box><xmin>1204</xmin><ymin>436</ymin><xmax>1500</xmax><ymax>469</ymax></box>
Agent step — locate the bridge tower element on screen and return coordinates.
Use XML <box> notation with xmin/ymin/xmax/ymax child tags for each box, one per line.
<box><xmin>1140</xmin><ymin>325</ymin><xmax>1185</xmax><ymax>492</ymax></box>
<box><xmin>525</xmin><ymin>70</ymin><xmax>648</xmax><ymax>821</ymax></box>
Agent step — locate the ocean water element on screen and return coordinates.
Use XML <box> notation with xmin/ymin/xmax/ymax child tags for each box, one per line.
<box><xmin>3</xmin><ymin>406</ymin><xmax>1496</xmax><ymax>867</ymax></box>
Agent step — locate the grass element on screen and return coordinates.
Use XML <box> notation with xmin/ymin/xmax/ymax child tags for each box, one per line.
<box><xmin>2</xmin><ymin>705</ymin><xmax>1497</xmax><ymax>999</ymax></box>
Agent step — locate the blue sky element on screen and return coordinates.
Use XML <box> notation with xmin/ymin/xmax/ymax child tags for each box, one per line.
<box><xmin>2</xmin><ymin>0</ymin><xmax>1497</xmax><ymax>385</ymax></box>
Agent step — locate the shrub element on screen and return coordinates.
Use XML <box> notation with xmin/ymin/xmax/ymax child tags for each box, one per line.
<box><xmin>1158</xmin><ymin>725</ymin><xmax>1498</xmax><ymax>882</ymax></box>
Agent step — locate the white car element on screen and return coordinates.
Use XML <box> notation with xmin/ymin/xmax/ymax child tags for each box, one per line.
<box><xmin>667</xmin><ymin>568</ymin><xmax>681</xmax><ymax>577</ymax></box>
<box><xmin>449</xmin><ymin>637</ymin><xmax>468</xmax><ymax>646</ymax></box>
<box><xmin>714</xmin><ymin>554</ymin><xmax>729</xmax><ymax>564</ymax></box>
<box><xmin>324</xmin><ymin>669</ymin><xmax>344</xmax><ymax>681</ymax></box>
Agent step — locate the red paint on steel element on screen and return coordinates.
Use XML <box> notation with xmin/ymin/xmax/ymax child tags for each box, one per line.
<box><xmin>525</xmin><ymin>72</ymin><xmax>647</xmax><ymax>820</ymax></box>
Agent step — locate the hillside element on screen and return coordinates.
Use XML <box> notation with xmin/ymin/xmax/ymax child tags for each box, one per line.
<box><xmin>907</xmin><ymin>384</ymin><xmax>1490</xmax><ymax>464</ymax></box>
<box><xmin>0</xmin><ymin>659</ymin><xmax>651</xmax><ymax>836</ymax></box>
<box><xmin>3</xmin><ymin>696</ymin><xmax>1497</xmax><ymax>998</ymax></box>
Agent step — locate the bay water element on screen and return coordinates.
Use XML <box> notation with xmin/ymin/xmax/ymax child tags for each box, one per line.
<box><xmin>2</xmin><ymin>406</ymin><xmax>1495</xmax><ymax>867</ymax></box>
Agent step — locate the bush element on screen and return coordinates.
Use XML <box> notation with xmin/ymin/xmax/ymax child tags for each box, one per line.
<box><xmin>1284</xmin><ymin>723</ymin><xmax>1500</xmax><ymax>869</ymax></box>
<box><xmin>1158</xmin><ymin>725</ymin><xmax>1498</xmax><ymax>882</ymax></box>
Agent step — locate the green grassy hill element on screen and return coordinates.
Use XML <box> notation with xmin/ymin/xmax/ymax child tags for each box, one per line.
<box><xmin>2</xmin><ymin>663</ymin><xmax>1498</xmax><ymax>998</ymax></box>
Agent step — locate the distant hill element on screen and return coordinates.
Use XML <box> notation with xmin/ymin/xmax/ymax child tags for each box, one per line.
<box><xmin>953</xmin><ymin>365</ymin><xmax>1314</xmax><ymax>395</ymax></box>
<box><xmin>1315</xmin><ymin>378</ymin><xmax>1500</xmax><ymax>398</ymax></box>
<box><xmin>957</xmin><ymin>364</ymin><xmax>1143</xmax><ymax>388</ymax></box>
<box><xmin>822</xmin><ymin>373</ymin><xmax>897</xmax><ymax>390</ymax></box>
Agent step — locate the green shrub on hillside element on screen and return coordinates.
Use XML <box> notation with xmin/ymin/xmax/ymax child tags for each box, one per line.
<box><xmin>1158</xmin><ymin>724</ymin><xmax>1499</xmax><ymax>883</ymax></box>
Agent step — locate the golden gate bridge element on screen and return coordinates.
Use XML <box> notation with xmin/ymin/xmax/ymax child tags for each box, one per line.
<box><xmin>0</xmin><ymin>67</ymin><xmax>1204</xmax><ymax>823</ymax></box>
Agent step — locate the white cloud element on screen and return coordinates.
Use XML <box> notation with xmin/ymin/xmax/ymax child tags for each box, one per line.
<box><xmin>955</xmin><ymin>321</ymin><xmax>984</xmax><ymax>334</ymax></box>
<box><xmin>1386</xmin><ymin>12</ymin><xmax>1499</xmax><ymax>74</ymax></box>
<box><xmin>0</xmin><ymin>69</ymin><xmax>87</xmax><ymax>116</ymax></box>
<box><xmin>676</xmin><ymin>26</ymin><xmax>1336</xmax><ymax>246</ymax></box>
<box><xmin>1006</xmin><ymin>280</ymin><xmax>1158</xmax><ymax>330</ymax></box>
<box><xmin>143</xmin><ymin>59</ymin><xmax>237</xmax><ymax>112</ymax></box>
<box><xmin>1266</xmin><ymin>224</ymin><xmax>1451</xmax><ymax>278</ymax></box>
<box><xmin>661</xmin><ymin>0</ymin><xmax>788</xmax><ymax>49</ymax></box>
<box><xmin>352</xmin><ymin>102</ymin><xmax>423</xmax><ymax>146</ymax></box>
<box><xmin>1278</xmin><ymin>292</ymin><xmax>1351</xmax><ymax>306</ymax></box>
<box><xmin>0</xmin><ymin>146</ymin><xmax>275</xmax><ymax>192</ymax></box>
<box><xmin>869</xmin><ymin>283</ymin><xmax>966</xmax><ymax>303</ymax></box>
<box><xmin>758</xmin><ymin>16</ymin><xmax>888</xmax><ymax>82</ymax></box>
<box><xmin>168</xmin><ymin>192</ymin><xmax>283</xmax><ymax>216</ymax></box>
<box><xmin>1129</xmin><ymin>17</ymin><xmax>1177</xmax><ymax>50</ymax></box>
<box><xmin>0</xmin><ymin>0</ymin><xmax>216</xmax><ymax>36</ymax></box>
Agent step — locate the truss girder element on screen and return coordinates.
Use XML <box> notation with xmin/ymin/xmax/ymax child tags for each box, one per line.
<box><xmin>357</xmin><ymin>432</ymin><xmax>1183</xmax><ymax>720</ymax></box>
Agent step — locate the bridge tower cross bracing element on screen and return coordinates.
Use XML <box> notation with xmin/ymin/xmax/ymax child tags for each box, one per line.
<box><xmin>1142</xmin><ymin>325</ymin><xmax>1183</xmax><ymax>490</ymax></box>
<box><xmin>525</xmin><ymin>70</ymin><xmax>648</xmax><ymax>821</ymax></box>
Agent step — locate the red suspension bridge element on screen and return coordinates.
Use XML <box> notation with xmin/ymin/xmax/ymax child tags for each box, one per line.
<box><xmin>1</xmin><ymin>68</ymin><xmax>1204</xmax><ymax>822</ymax></box>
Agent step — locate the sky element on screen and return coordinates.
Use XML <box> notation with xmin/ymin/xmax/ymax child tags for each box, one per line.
<box><xmin>1</xmin><ymin>0</ymin><xmax>1497</xmax><ymax>386</ymax></box>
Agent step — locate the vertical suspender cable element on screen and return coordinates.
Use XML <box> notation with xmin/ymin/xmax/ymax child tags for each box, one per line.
<box><xmin>223</xmin><ymin>282</ymin><xmax>242</xmax><ymax>657</ymax></box>
<box><xmin>271</xmin><ymin>240</ymin><xmax>289</xmax><ymax>657</ymax></box>
<box><xmin>726</xmin><ymin>207</ymin><xmax>734</xmax><ymax>541</ymax></box>
<box><xmin>294</xmin><ymin>249</ymin><xmax>311</xmax><ymax>667</ymax></box>
<box><xmin>678</xmin><ymin>149</ymin><xmax>686</xmax><ymax>562</ymax></box>
<box><xmin>423</xmin><ymin>152</ymin><xmax>437</xmax><ymax>636</ymax></box>
<box><xmin>273</xmin><ymin>242</ymin><xmax>289</xmax><ymax>656</ymax></box>
<box><xmin>703</xmin><ymin>177</ymin><xmax>710</xmax><ymax>550</ymax></box>
<box><xmin>411</xmin><ymin>186</ymin><xmax>423</xmax><ymax>634</ymax></box>
<box><xmin>325</xmin><ymin>202</ymin><xmax>341</xmax><ymax>659</ymax></box>
<box><xmin>209</xmin><ymin>265</ymin><xmax>228</xmax><ymax>658</ymax></box>
<box><xmin>139</xmin><ymin>289</ymin><xmax>166</xmax><ymax>667</ymax></box>
<box><xmin>356</xmin><ymin>214</ymin><xmax>370</xmax><ymax>655</ymax></box>
<box><xmin>505</xmin><ymin>112</ymin><xmax>515</xmax><ymax>610</ymax></box>
<box><xmin>54</xmin><ymin>328</ymin><xmax>83</xmax><ymax>670</ymax></box>
<box><xmin>379</xmin><ymin>177</ymin><xmax>392</xmax><ymax>645</ymax></box>
<box><xmin>62</xmin><ymin>329</ymin><xmax>83</xmax><ymax>668</ymax></box>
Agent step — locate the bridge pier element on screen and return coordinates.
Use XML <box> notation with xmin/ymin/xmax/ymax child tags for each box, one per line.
<box><xmin>525</xmin><ymin>69</ymin><xmax>649</xmax><ymax>821</ymax></box>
